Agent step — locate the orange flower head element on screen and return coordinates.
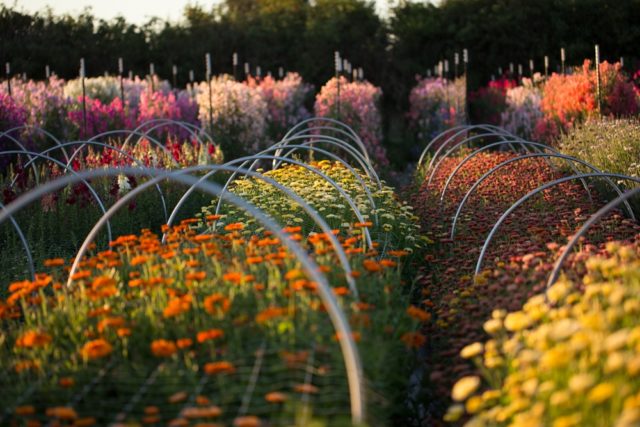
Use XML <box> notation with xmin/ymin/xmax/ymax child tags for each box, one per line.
<box><xmin>45</xmin><ymin>406</ymin><xmax>78</xmax><ymax>420</ymax></box>
<box><xmin>97</xmin><ymin>316</ymin><xmax>126</xmax><ymax>333</ymax></box>
<box><xmin>151</xmin><ymin>339</ymin><xmax>178</xmax><ymax>357</ymax></box>
<box><xmin>407</xmin><ymin>305</ymin><xmax>431</xmax><ymax>323</ymax></box>
<box><xmin>362</xmin><ymin>259</ymin><xmax>382</xmax><ymax>273</ymax></box>
<box><xmin>130</xmin><ymin>255</ymin><xmax>149</xmax><ymax>266</ymax></box>
<box><xmin>264</xmin><ymin>391</ymin><xmax>288</xmax><ymax>404</ymax></box>
<box><xmin>197</xmin><ymin>329</ymin><xmax>224</xmax><ymax>343</ymax></box>
<box><xmin>176</xmin><ymin>338</ymin><xmax>194</xmax><ymax>349</ymax></box>
<box><xmin>44</xmin><ymin>258</ymin><xmax>65</xmax><ymax>267</ymax></box>
<box><xmin>80</xmin><ymin>339</ymin><xmax>113</xmax><ymax>360</ymax></box>
<box><xmin>203</xmin><ymin>361</ymin><xmax>236</xmax><ymax>375</ymax></box>
<box><xmin>233</xmin><ymin>415</ymin><xmax>261</xmax><ymax>427</ymax></box>
<box><xmin>255</xmin><ymin>307</ymin><xmax>289</xmax><ymax>324</ymax></box>
<box><xmin>15</xmin><ymin>330</ymin><xmax>52</xmax><ymax>348</ymax></box>
<box><xmin>203</xmin><ymin>294</ymin><xmax>231</xmax><ymax>316</ymax></box>
<box><xmin>224</xmin><ymin>222</ymin><xmax>245</xmax><ymax>231</ymax></box>
<box><xmin>59</xmin><ymin>377</ymin><xmax>75</xmax><ymax>388</ymax></box>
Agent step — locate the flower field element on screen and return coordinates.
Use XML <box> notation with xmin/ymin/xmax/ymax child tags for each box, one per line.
<box><xmin>3</xmin><ymin>52</ymin><xmax>640</xmax><ymax>427</ymax></box>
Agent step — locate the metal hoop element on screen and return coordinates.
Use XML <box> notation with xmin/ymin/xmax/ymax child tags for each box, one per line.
<box><xmin>451</xmin><ymin>154</ymin><xmax>636</xmax><ymax>240</ymax></box>
<box><xmin>161</xmin><ymin>165</ymin><xmax>360</xmax><ymax>297</ymax></box>
<box><xmin>547</xmin><ymin>185</ymin><xmax>640</xmax><ymax>288</ymax></box>
<box><xmin>0</xmin><ymin>167</ymin><xmax>365</xmax><ymax>424</ymax></box>
<box><xmin>475</xmin><ymin>173</ymin><xmax>640</xmax><ymax>275</ymax></box>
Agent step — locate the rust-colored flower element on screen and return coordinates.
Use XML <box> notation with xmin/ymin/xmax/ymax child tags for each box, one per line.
<box><xmin>80</xmin><ymin>339</ymin><xmax>113</xmax><ymax>360</ymax></box>
<box><xmin>14</xmin><ymin>405</ymin><xmax>36</xmax><ymax>416</ymax></box>
<box><xmin>151</xmin><ymin>339</ymin><xmax>177</xmax><ymax>357</ymax></box>
<box><xmin>406</xmin><ymin>305</ymin><xmax>431</xmax><ymax>323</ymax></box>
<box><xmin>354</xmin><ymin>221</ymin><xmax>373</xmax><ymax>228</ymax></box>
<box><xmin>197</xmin><ymin>329</ymin><xmax>224</xmax><ymax>343</ymax></box>
<box><xmin>203</xmin><ymin>361</ymin><xmax>236</xmax><ymax>375</ymax></box>
<box><xmin>163</xmin><ymin>294</ymin><xmax>193</xmax><ymax>318</ymax></box>
<box><xmin>222</xmin><ymin>272</ymin><xmax>242</xmax><ymax>284</ymax></box>
<box><xmin>59</xmin><ymin>377</ymin><xmax>75</xmax><ymax>388</ymax></box>
<box><xmin>186</xmin><ymin>271</ymin><xmax>207</xmax><ymax>281</ymax></box>
<box><xmin>203</xmin><ymin>294</ymin><xmax>231</xmax><ymax>316</ymax></box>
<box><xmin>14</xmin><ymin>359</ymin><xmax>40</xmax><ymax>373</ymax></box>
<box><xmin>130</xmin><ymin>255</ymin><xmax>149</xmax><ymax>266</ymax></box>
<box><xmin>15</xmin><ymin>330</ymin><xmax>52</xmax><ymax>348</ymax></box>
<box><xmin>294</xmin><ymin>383</ymin><xmax>319</xmax><ymax>394</ymax></box>
<box><xmin>400</xmin><ymin>332</ymin><xmax>427</xmax><ymax>348</ymax></box>
<box><xmin>182</xmin><ymin>405</ymin><xmax>222</xmax><ymax>418</ymax></box>
<box><xmin>168</xmin><ymin>391</ymin><xmax>188</xmax><ymax>403</ymax></box>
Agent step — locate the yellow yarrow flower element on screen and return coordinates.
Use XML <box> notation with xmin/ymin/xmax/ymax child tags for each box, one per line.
<box><xmin>452</xmin><ymin>376</ymin><xmax>481</xmax><ymax>402</ymax></box>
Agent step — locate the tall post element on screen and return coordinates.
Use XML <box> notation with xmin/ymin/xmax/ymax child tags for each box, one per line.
<box><xmin>149</xmin><ymin>63</ymin><xmax>155</xmax><ymax>92</ymax></box>
<box><xmin>80</xmin><ymin>58</ymin><xmax>87</xmax><ymax>138</ymax></box>
<box><xmin>561</xmin><ymin>47</ymin><xmax>566</xmax><ymax>75</ymax></box>
<box><xmin>454</xmin><ymin>52</ymin><xmax>459</xmax><ymax>78</ymax></box>
<box><xmin>244</xmin><ymin>62</ymin><xmax>250</xmax><ymax>79</ymax></box>
<box><xmin>118</xmin><ymin>57</ymin><xmax>125</xmax><ymax>102</ymax></box>
<box><xmin>278</xmin><ymin>66</ymin><xmax>284</xmax><ymax>79</ymax></box>
<box><xmin>256</xmin><ymin>65</ymin><xmax>262</xmax><ymax>79</ymax></box>
<box><xmin>544</xmin><ymin>55</ymin><xmax>549</xmax><ymax>78</ymax></box>
<box><xmin>189</xmin><ymin>69</ymin><xmax>195</xmax><ymax>98</ymax></box>
<box><xmin>45</xmin><ymin>64</ymin><xmax>50</xmax><ymax>81</ymax></box>
<box><xmin>335</xmin><ymin>51</ymin><xmax>342</xmax><ymax>120</ymax></box>
<box><xmin>517</xmin><ymin>63</ymin><xmax>523</xmax><ymax>82</ymax></box>
<box><xmin>232</xmin><ymin>52</ymin><xmax>238</xmax><ymax>81</ymax></box>
<box><xmin>206</xmin><ymin>53</ymin><xmax>213</xmax><ymax>132</ymax></box>
<box><xmin>529</xmin><ymin>59</ymin><xmax>534</xmax><ymax>77</ymax></box>
<box><xmin>463</xmin><ymin>48</ymin><xmax>469</xmax><ymax>124</ymax></box>
<box><xmin>595</xmin><ymin>44</ymin><xmax>602</xmax><ymax>116</ymax></box>
<box><xmin>5</xmin><ymin>62</ymin><xmax>11</xmax><ymax>98</ymax></box>
<box><xmin>172</xmin><ymin>64</ymin><xmax>177</xmax><ymax>89</ymax></box>
<box><xmin>444</xmin><ymin>59</ymin><xmax>450</xmax><ymax>123</ymax></box>
<box><xmin>620</xmin><ymin>56</ymin><xmax>624</xmax><ymax>68</ymax></box>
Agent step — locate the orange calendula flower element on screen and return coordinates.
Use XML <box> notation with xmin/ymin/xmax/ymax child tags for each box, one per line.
<box><xmin>333</xmin><ymin>331</ymin><xmax>362</xmax><ymax>342</ymax></box>
<box><xmin>181</xmin><ymin>405</ymin><xmax>222</xmax><ymax>418</ymax></box>
<box><xmin>144</xmin><ymin>406</ymin><xmax>160</xmax><ymax>415</ymax></box>
<box><xmin>265</xmin><ymin>391</ymin><xmax>288</xmax><ymax>403</ymax></box>
<box><xmin>294</xmin><ymin>383</ymin><xmax>319</xmax><ymax>394</ymax></box>
<box><xmin>130</xmin><ymin>255</ymin><xmax>148</xmax><ymax>266</ymax></box>
<box><xmin>362</xmin><ymin>259</ymin><xmax>382</xmax><ymax>272</ymax></box>
<box><xmin>233</xmin><ymin>415</ymin><xmax>261</xmax><ymax>427</ymax></box>
<box><xmin>333</xmin><ymin>287</ymin><xmax>350</xmax><ymax>296</ymax></box>
<box><xmin>80</xmin><ymin>339</ymin><xmax>113</xmax><ymax>360</ymax></box>
<box><xmin>282</xmin><ymin>226</ymin><xmax>302</xmax><ymax>233</ymax></box>
<box><xmin>407</xmin><ymin>305</ymin><xmax>431</xmax><ymax>322</ymax></box>
<box><xmin>400</xmin><ymin>332</ymin><xmax>427</xmax><ymax>348</ymax></box>
<box><xmin>224</xmin><ymin>222</ymin><xmax>245</xmax><ymax>231</ymax></box>
<box><xmin>168</xmin><ymin>391</ymin><xmax>188</xmax><ymax>404</ymax></box>
<box><xmin>151</xmin><ymin>339</ymin><xmax>178</xmax><ymax>357</ymax></box>
<box><xmin>45</xmin><ymin>406</ymin><xmax>78</xmax><ymax>420</ymax></box>
<box><xmin>284</xmin><ymin>269</ymin><xmax>303</xmax><ymax>281</ymax></box>
<box><xmin>354</xmin><ymin>221</ymin><xmax>373</xmax><ymax>228</ymax></box>
<box><xmin>91</xmin><ymin>276</ymin><xmax>116</xmax><ymax>289</ymax></box>
<box><xmin>87</xmin><ymin>306</ymin><xmax>112</xmax><ymax>318</ymax></box>
<box><xmin>222</xmin><ymin>272</ymin><xmax>243</xmax><ymax>284</ymax></box>
<box><xmin>206</xmin><ymin>214</ymin><xmax>222</xmax><ymax>221</ymax></box>
<box><xmin>186</xmin><ymin>271</ymin><xmax>207</xmax><ymax>281</ymax></box>
<box><xmin>255</xmin><ymin>307</ymin><xmax>289</xmax><ymax>324</ymax></box>
<box><xmin>195</xmin><ymin>395</ymin><xmax>210</xmax><ymax>406</ymax></box>
<box><xmin>197</xmin><ymin>329</ymin><xmax>224</xmax><ymax>343</ymax></box>
<box><xmin>44</xmin><ymin>258</ymin><xmax>65</xmax><ymax>267</ymax></box>
<box><xmin>203</xmin><ymin>294</ymin><xmax>231</xmax><ymax>316</ymax></box>
<box><xmin>380</xmin><ymin>259</ymin><xmax>397</xmax><ymax>268</ymax></box>
<box><xmin>387</xmin><ymin>250</ymin><xmax>409</xmax><ymax>257</ymax></box>
<box><xmin>71</xmin><ymin>270</ymin><xmax>92</xmax><ymax>281</ymax></box>
<box><xmin>176</xmin><ymin>338</ymin><xmax>193</xmax><ymax>349</ymax></box>
<box><xmin>74</xmin><ymin>417</ymin><xmax>97</xmax><ymax>427</ymax></box>
<box><xmin>163</xmin><ymin>294</ymin><xmax>193</xmax><ymax>318</ymax></box>
<box><xmin>203</xmin><ymin>361</ymin><xmax>236</xmax><ymax>375</ymax></box>
<box><xmin>97</xmin><ymin>316</ymin><xmax>126</xmax><ymax>333</ymax></box>
<box><xmin>193</xmin><ymin>234</ymin><xmax>213</xmax><ymax>242</ymax></box>
<box><xmin>15</xmin><ymin>330</ymin><xmax>52</xmax><ymax>348</ymax></box>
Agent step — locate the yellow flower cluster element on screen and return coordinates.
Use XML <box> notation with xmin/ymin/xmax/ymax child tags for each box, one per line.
<box><xmin>446</xmin><ymin>241</ymin><xmax>640</xmax><ymax>426</ymax></box>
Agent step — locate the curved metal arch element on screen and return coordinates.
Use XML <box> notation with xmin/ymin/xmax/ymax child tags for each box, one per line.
<box><xmin>21</xmin><ymin>140</ymin><xmax>169</xmax><ymax>222</ymax></box>
<box><xmin>281</xmin><ymin>125</ymin><xmax>371</xmax><ymax>166</ymax></box>
<box><xmin>270</xmin><ymin>135</ymin><xmax>382</xmax><ymax>189</ymax></box>
<box><xmin>212</xmin><ymin>153</ymin><xmax>375</xmax><ymax>248</ymax></box>
<box><xmin>130</xmin><ymin>118</ymin><xmax>214</xmax><ymax>146</ymax></box>
<box><xmin>0</xmin><ymin>167</ymin><xmax>366</xmax><ymax>424</ymax></box>
<box><xmin>451</xmin><ymin>154</ymin><xmax>636</xmax><ymax>240</ymax></box>
<box><xmin>547</xmin><ymin>185</ymin><xmax>640</xmax><ymax>289</ymax></box>
<box><xmin>0</xmin><ymin>202</ymin><xmax>35</xmax><ymax>280</ymax></box>
<box><xmin>98</xmin><ymin>164</ymin><xmax>359</xmax><ymax>298</ymax></box>
<box><xmin>282</xmin><ymin>117</ymin><xmax>371</xmax><ymax>165</ymax></box>
<box><xmin>0</xmin><ymin>125</ymin><xmax>71</xmax><ymax>164</ymax></box>
<box><xmin>0</xmin><ymin>150</ymin><xmax>112</xmax><ymax>242</ymax></box>
<box><xmin>417</xmin><ymin>124</ymin><xmax>518</xmax><ymax>170</ymax></box>
<box><xmin>438</xmin><ymin>140</ymin><xmax>592</xmax><ymax>205</ymax></box>
<box><xmin>475</xmin><ymin>173</ymin><xmax>640</xmax><ymax>275</ymax></box>
<box><xmin>425</xmin><ymin>133</ymin><xmax>525</xmax><ymax>189</ymax></box>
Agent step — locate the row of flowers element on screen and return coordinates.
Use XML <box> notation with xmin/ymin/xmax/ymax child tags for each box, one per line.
<box><xmin>1</xmin><ymin>74</ymin><xmax>389</xmax><ymax>165</ymax></box>
<box><xmin>0</xmin><ymin>152</ymin><xmax>425</xmax><ymax>425</ymax></box>
<box><xmin>410</xmin><ymin>144</ymin><xmax>640</xmax><ymax>425</ymax></box>
<box><xmin>409</xmin><ymin>60</ymin><xmax>640</xmax><ymax>145</ymax></box>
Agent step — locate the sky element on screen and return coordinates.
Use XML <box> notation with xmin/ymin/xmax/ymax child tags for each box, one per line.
<box><xmin>9</xmin><ymin>0</ymin><xmax>395</xmax><ymax>24</ymax></box>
